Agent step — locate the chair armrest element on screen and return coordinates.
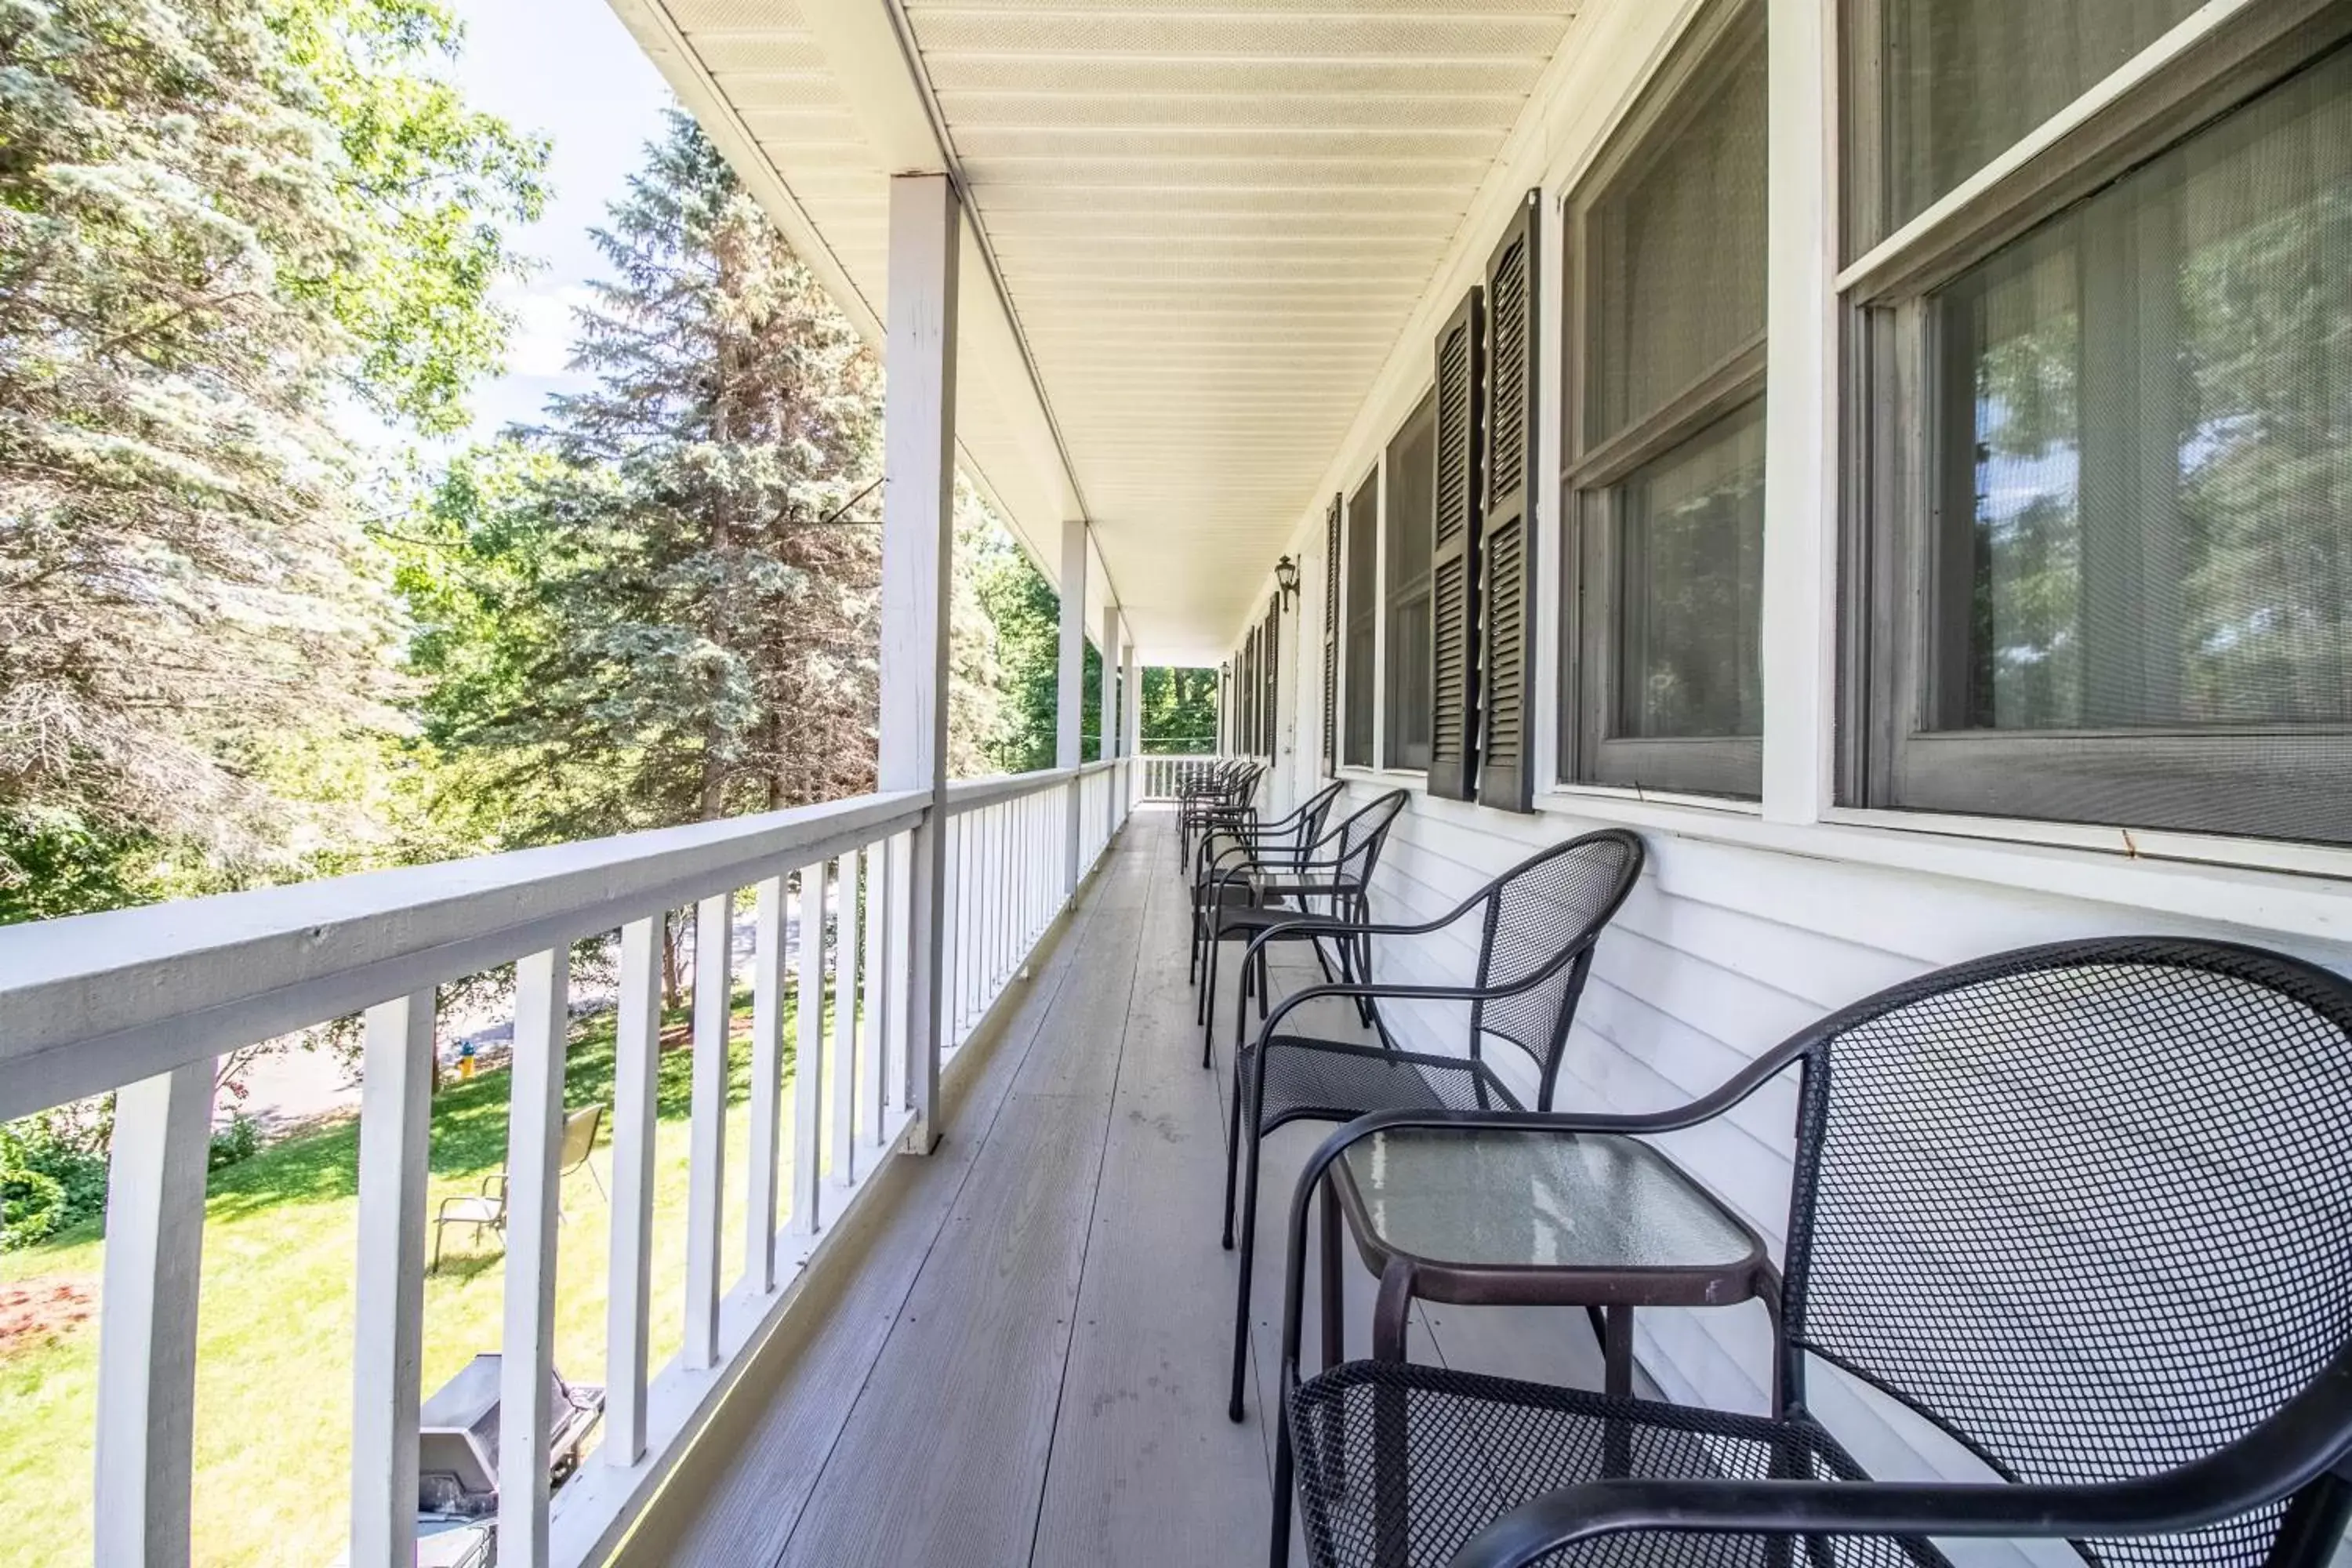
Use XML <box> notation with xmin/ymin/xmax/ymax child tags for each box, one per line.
<box><xmin>1235</xmin><ymin>905</ymin><xmax>1478</xmax><ymax>965</ymax></box>
<box><xmin>1446</xmin><ymin>1443</ymin><xmax>2349</xmax><ymax>1568</ymax></box>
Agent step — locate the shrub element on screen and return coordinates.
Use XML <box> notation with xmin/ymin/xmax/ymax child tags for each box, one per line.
<box><xmin>0</xmin><ymin>1115</ymin><xmax>109</xmax><ymax>1250</ymax></box>
<box><xmin>208</xmin><ymin>1112</ymin><xmax>262</xmax><ymax>1171</ymax></box>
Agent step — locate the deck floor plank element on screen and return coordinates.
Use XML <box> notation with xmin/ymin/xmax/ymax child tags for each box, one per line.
<box><xmin>774</xmin><ymin>834</ymin><xmax>1151</xmax><ymax>1567</ymax></box>
<box><xmin>1030</xmin><ymin>818</ymin><xmax>1274</xmax><ymax>1568</ymax></box>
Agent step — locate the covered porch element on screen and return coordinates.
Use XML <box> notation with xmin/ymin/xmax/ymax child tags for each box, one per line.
<box><xmin>6</xmin><ymin>0</ymin><xmax>2352</xmax><ymax>1563</ymax></box>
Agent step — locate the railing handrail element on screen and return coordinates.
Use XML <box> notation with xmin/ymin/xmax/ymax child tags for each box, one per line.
<box><xmin>0</xmin><ymin>788</ymin><xmax>932</xmax><ymax>1120</ymax></box>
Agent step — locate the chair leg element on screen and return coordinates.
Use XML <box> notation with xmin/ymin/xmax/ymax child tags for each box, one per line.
<box><xmin>588</xmin><ymin>1161</ymin><xmax>608</xmax><ymax>1203</ymax></box>
<box><xmin>1319</xmin><ymin>1175</ymin><xmax>1343</xmax><ymax>1371</ymax></box>
<box><xmin>1221</xmin><ymin>1077</ymin><xmax>1245</xmax><ymax>1250</ymax></box>
<box><xmin>1229</xmin><ymin>1123</ymin><xmax>1266</xmax><ymax>1422</ymax></box>
<box><xmin>1269</xmin><ymin>1392</ymin><xmax>1298</xmax><ymax>1568</ymax></box>
<box><xmin>1201</xmin><ymin>936</ymin><xmax>1222</xmax><ymax>1065</ymax></box>
<box><xmin>430</xmin><ymin>1220</ymin><xmax>446</xmax><ymax>1276</ymax></box>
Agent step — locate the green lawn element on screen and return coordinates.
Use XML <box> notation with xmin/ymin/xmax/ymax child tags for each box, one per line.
<box><xmin>0</xmin><ymin>990</ymin><xmax>818</xmax><ymax>1568</ymax></box>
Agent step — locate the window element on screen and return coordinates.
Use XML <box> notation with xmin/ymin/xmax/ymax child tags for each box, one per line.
<box><xmin>1846</xmin><ymin>8</ymin><xmax>2352</xmax><ymax>845</ymax></box>
<box><xmin>1561</xmin><ymin>0</ymin><xmax>1768</xmax><ymax>798</ymax></box>
<box><xmin>1384</xmin><ymin>393</ymin><xmax>1438</xmax><ymax>770</ymax></box>
<box><xmin>1842</xmin><ymin>0</ymin><xmax>2208</xmax><ymax>254</ymax></box>
<box><xmin>1341</xmin><ymin>470</ymin><xmax>1379</xmax><ymax>767</ymax></box>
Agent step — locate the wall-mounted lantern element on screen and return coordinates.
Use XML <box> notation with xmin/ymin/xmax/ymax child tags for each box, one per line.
<box><xmin>1273</xmin><ymin>554</ymin><xmax>1300</xmax><ymax>609</ymax></box>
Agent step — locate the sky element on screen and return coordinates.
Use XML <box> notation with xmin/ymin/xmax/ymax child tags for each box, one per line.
<box><xmin>439</xmin><ymin>0</ymin><xmax>679</xmax><ymax>442</ymax></box>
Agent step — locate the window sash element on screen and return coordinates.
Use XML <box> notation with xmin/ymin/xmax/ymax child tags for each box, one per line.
<box><xmin>1385</xmin><ymin>393</ymin><xmax>1438</xmax><ymax>771</ymax></box>
<box><xmin>1342</xmin><ymin>472</ymin><xmax>1380</xmax><ymax>768</ymax></box>
<box><xmin>1842</xmin><ymin>16</ymin><xmax>2352</xmax><ymax>846</ymax></box>
<box><xmin>1559</xmin><ymin>0</ymin><xmax>1768</xmax><ymax>798</ymax></box>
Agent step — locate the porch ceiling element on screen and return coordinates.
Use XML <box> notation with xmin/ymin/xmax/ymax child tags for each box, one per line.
<box><xmin>608</xmin><ymin>0</ymin><xmax>1579</xmax><ymax>662</ymax></box>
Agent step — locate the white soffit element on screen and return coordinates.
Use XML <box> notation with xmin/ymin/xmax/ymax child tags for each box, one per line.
<box><xmin>612</xmin><ymin>0</ymin><xmax>1580</xmax><ymax>663</ymax></box>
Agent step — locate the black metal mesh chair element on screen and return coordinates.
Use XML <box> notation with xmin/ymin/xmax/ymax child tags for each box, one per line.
<box><xmin>1190</xmin><ymin>779</ymin><xmax>1348</xmax><ymax>986</ymax></box>
<box><xmin>1199</xmin><ymin>789</ymin><xmax>1410</xmax><ymax>1056</ymax></box>
<box><xmin>1268</xmin><ymin>937</ymin><xmax>2352</xmax><ymax>1568</ymax></box>
<box><xmin>1223</xmin><ymin>829</ymin><xmax>1645</xmax><ymax>1421</ymax></box>
<box><xmin>1178</xmin><ymin>760</ymin><xmax>1265</xmax><ymax>867</ymax></box>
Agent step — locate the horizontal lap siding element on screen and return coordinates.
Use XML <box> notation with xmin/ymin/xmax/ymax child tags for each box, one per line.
<box><xmin>1334</xmin><ymin>782</ymin><xmax>2352</xmax><ymax>1562</ymax></box>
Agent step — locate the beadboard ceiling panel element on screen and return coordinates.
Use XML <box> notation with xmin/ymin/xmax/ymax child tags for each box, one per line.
<box><xmin>609</xmin><ymin>0</ymin><xmax>1581</xmax><ymax>661</ymax></box>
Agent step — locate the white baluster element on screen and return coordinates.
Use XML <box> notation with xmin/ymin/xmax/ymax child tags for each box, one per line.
<box><xmin>747</xmin><ymin>877</ymin><xmax>786</xmax><ymax>1292</ymax></box>
<box><xmin>829</xmin><ymin>848</ymin><xmax>858</xmax><ymax>1185</ymax></box>
<box><xmin>93</xmin><ymin>1056</ymin><xmax>214</xmax><ymax>1568</ymax></box>
<box><xmin>789</xmin><ymin>864</ymin><xmax>825</xmax><ymax>1235</ymax></box>
<box><xmin>499</xmin><ymin>947</ymin><xmax>568</xmax><ymax>1568</ymax></box>
<box><xmin>684</xmin><ymin>893</ymin><xmax>731</xmax><ymax>1368</ymax></box>
<box><xmin>605</xmin><ymin>917</ymin><xmax>660</xmax><ymax>1465</ymax></box>
<box><xmin>885</xmin><ymin>829</ymin><xmax>912</xmax><ymax>1120</ymax></box>
<box><xmin>351</xmin><ymin>992</ymin><xmax>434</xmax><ymax>1568</ymax></box>
<box><xmin>860</xmin><ymin>840</ymin><xmax>888</xmax><ymax>1146</ymax></box>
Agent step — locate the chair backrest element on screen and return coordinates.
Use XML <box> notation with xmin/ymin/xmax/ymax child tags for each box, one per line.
<box><xmin>1777</xmin><ymin>938</ymin><xmax>2352</xmax><ymax>1568</ymax></box>
<box><xmin>1276</xmin><ymin>779</ymin><xmax>1347</xmax><ymax>869</ymax></box>
<box><xmin>1307</xmin><ymin>789</ymin><xmax>1408</xmax><ymax>907</ymax></box>
<box><xmin>1466</xmin><ymin>829</ymin><xmax>1644</xmax><ymax>1106</ymax></box>
<box><xmin>558</xmin><ymin>1104</ymin><xmax>602</xmax><ymax>1171</ymax></box>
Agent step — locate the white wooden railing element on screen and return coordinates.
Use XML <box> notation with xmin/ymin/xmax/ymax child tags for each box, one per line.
<box><xmin>1140</xmin><ymin>752</ymin><xmax>1240</xmax><ymax>801</ymax></box>
<box><xmin>0</xmin><ymin>763</ymin><xmax>1131</xmax><ymax>1568</ymax></box>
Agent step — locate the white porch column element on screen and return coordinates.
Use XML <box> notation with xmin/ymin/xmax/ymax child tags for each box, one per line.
<box><xmin>1122</xmin><ymin>642</ymin><xmax>1141</xmax><ymax>814</ymax></box>
<box><xmin>1058</xmin><ymin>517</ymin><xmax>1087</xmax><ymax>891</ymax></box>
<box><xmin>880</xmin><ymin>172</ymin><xmax>958</xmax><ymax>1155</ymax></box>
<box><xmin>1099</xmin><ymin>603</ymin><xmax>1121</xmax><ymax>848</ymax></box>
<box><xmin>1760</xmin><ymin>0</ymin><xmax>1837</xmax><ymax>825</ymax></box>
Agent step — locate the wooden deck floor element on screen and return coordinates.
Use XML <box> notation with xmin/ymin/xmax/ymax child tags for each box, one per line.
<box><xmin>632</xmin><ymin>806</ymin><xmax>1604</xmax><ymax>1568</ymax></box>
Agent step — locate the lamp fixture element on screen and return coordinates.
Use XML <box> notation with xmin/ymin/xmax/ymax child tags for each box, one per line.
<box><xmin>1273</xmin><ymin>554</ymin><xmax>1300</xmax><ymax>608</ymax></box>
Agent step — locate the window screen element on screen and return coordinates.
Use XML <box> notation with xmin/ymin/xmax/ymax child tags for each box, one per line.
<box><xmin>1585</xmin><ymin>32</ymin><xmax>1768</xmax><ymax>448</ymax></box>
<box><xmin>1618</xmin><ymin>403</ymin><xmax>1766</xmax><ymax>739</ymax></box>
<box><xmin>1851</xmin><ymin>0</ymin><xmax>2205</xmax><ymax>249</ymax></box>
<box><xmin>1342</xmin><ymin>474</ymin><xmax>1379</xmax><ymax>767</ymax></box>
<box><xmin>1868</xmin><ymin>43</ymin><xmax>2352</xmax><ymax>844</ymax></box>
<box><xmin>1385</xmin><ymin>394</ymin><xmax>1438</xmax><ymax>770</ymax></box>
<box><xmin>1566</xmin><ymin>2</ymin><xmax>1768</xmax><ymax>798</ymax></box>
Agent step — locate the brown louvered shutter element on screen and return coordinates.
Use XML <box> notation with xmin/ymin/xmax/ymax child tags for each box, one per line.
<box><xmin>1261</xmin><ymin>599</ymin><xmax>1279</xmax><ymax>756</ymax></box>
<box><xmin>1427</xmin><ymin>289</ymin><xmax>1486</xmax><ymax>800</ymax></box>
<box><xmin>1320</xmin><ymin>497</ymin><xmax>1341</xmax><ymax>775</ymax></box>
<box><xmin>1479</xmin><ymin>191</ymin><xmax>1541</xmax><ymax>812</ymax></box>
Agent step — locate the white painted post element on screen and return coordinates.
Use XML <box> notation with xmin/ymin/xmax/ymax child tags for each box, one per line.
<box><xmin>499</xmin><ymin>947</ymin><xmax>568</xmax><ymax>1568</ymax></box>
<box><xmin>830</xmin><ymin>849</ymin><xmax>859</xmax><ymax>1184</ymax></box>
<box><xmin>859</xmin><ymin>844</ymin><xmax>888</xmax><ymax>1145</ymax></box>
<box><xmin>880</xmin><ymin>172</ymin><xmax>957</xmax><ymax>1156</ymax></box>
<box><xmin>1761</xmin><ymin>0</ymin><xmax>1838</xmax><ymax>826</ymax></box>
<box><xmin>790</xmin><ymin>865</ymin><xmax>826</xmax><ymax>1232</ymax></box>
<box><xmin>1100</xmin><ymin>601</ymin><xmax>1121</xmax><ymax>856</ymax></box>
<box><xmin>1123</xmin><ymin>642</ymin><xmax>1142</xmax><ymax>818</ymax></box>
<box><xmin>604</xmin><ymin>916</ymin><xmax>661</xmax><ymax>1466</ymax></box>
<box><xmin>350</xmin><ymin>992</ymin><xmax>434</xmax><ymax>1568</ymax></box>
<box><xmin>747</xmin><ymin>878</ymin><xmax>786</xmax><ymax>1292</ymax></box>
<box><xmin>1058</xmin><ymin>517</ymin><xmax>1087</xmax><ymax>891</ymax></box>
<box><xmin>684</xmin><ymin>892</ymin><xmax>731</xmax><ymax>1369</ymax></box>
<box><xmin>93</xmin><ymin>1056</ymin><xmax>214</xmax><ymax>1568</ymax></box>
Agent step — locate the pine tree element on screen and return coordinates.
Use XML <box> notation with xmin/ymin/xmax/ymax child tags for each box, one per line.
<box><xmin>0</xmin><ymin>0</ymin><xmax>543</xmax><ymax>912</ymax></box>
<box><xmin>424</xmin><ymin>113</ymin><xmax>886</xmax><ymax>840</ymax></box>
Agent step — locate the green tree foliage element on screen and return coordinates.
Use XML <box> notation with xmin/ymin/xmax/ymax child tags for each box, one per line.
<box><xmin>1138</xmin><ymin>666</ymin><xmax>1218</xmax><ymax>753</ymax></box>
<box><xmin>0</xmin><ymin>0</ymin><xmax>545</xmax><ymax>917</ymax></box>
<box><xmin>966</xmin><ymin>525</ymin><xmax>1218</xmax><ymax>768</ymax></box>
<box><xmin>402</xmin><ymin>113</ymin><xmax>882</xmax><ymax>843</ymax></box>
